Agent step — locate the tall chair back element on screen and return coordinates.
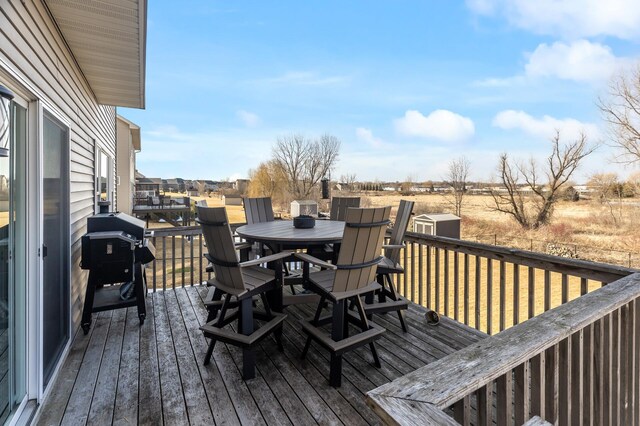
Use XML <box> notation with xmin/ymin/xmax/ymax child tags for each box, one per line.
<box><xmin>244</xmin><ymin>197</ymin><xmax>275</xmax><ymax>224</ymax></box>
<box><xmin>332</xmin><ymin>206</ymin><xmax>391</xmax><ymax>293</ymax></box>
<box><xmin>329</xmin><ymin>197</ymin><xmax>360</xmax><ymax>221</ymax></box>
<box><xmin>197</xmin><ymin>206</ymin><xmax>244</xmax><ymax>291</ymax></box>
<box><xmin>385</xmin><ymin>200</ymin><xmax>414</xmax><ymax>265</ymax></box>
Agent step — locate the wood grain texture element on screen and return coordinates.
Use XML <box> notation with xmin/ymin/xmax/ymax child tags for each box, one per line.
<box><xmin>368</xmin><ymin>273</ymin><xmax>640</xmax><ymax>423</ymax></box>
<box><xmin>36</xmin><ymin>284</ymin><xmax>485</xmax><ymax>425</ymax></box>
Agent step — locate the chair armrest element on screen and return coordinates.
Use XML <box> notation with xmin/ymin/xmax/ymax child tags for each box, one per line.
<box><xmin>382</xmin><ymin>244</ymin><xmax>405</xmax><ymax>250</ymax></box>
<box><xmin>294</xmin><ymin>253</ymin><xmax>337</xmax><ymax>270</ymax></box>
<box><xmin>239</xmin><ymin>251</ymin><xmax>293</xmax><ymax>268</ymax></box>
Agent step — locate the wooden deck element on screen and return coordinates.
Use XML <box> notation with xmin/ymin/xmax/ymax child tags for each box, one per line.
<box><xmin>35</xmin><ymin>286</ymin><xmax>486</xmax><ymax>426</ymax></box>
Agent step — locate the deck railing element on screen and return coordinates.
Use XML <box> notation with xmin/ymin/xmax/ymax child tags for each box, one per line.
<box><xmin>368</xmin><ymin>272</ymin><xmax>640</xmax><ymax>425</ymax></box>
<box><xmin>393</xmin><ymin>231</ymin><xmax>635</xmax><ymax>334</ymax></box>
<box><xmin>145</xmin><ymin>225</ymin><xmax>635</xmax><ymax>335</ymax></box>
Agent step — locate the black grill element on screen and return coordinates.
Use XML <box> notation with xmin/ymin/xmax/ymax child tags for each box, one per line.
<box><xmin>80</xmin><ymin>211</ymin><xmax>155</xmax><ymax>334</ymax></box>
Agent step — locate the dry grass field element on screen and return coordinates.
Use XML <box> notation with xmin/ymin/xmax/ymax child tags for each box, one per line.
<box><xmin>362</xmin><ymin>192</ymin><xmax>640</xmax><ymax>267</ymax></box>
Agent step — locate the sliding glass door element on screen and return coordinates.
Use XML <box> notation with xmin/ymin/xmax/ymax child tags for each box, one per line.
<box><xmin>41</xmin><ymin>112</ymin><xmax>69</xmax><ymax>388</ymax></box>
<box><xmin>0</xmin><ymin>92</ymin><xmax>27</xmax><ymax>422</ymax></box>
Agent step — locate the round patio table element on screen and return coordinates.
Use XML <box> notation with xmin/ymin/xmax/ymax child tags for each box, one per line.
<box><xmin>235</xmin><ymin>220</ymin><xmax>344</xmax><ymax>250</ymax></box>
<box><xmin>235</xmin><ymin>220</ymin><xmax>345</xmax><ymax>309</ymax></box>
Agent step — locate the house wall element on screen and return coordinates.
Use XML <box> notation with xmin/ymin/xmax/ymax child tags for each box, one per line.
<box><xmin>1</xmin><ymin>0</ymin><xmax>117</xmax><ymax>327</ymax></box>
<box><xmin>116</xmin><ymin>118</ymin><xmax>135</xmax><ymax>214</ymax></box>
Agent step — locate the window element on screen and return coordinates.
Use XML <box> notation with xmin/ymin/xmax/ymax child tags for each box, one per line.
<box><xmin>95</xmin><ymin>146</ymin><xmax>114</xmax><ymax>212</ymax></box>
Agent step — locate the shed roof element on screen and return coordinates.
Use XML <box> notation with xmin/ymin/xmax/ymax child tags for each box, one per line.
<box><xmin>414</xmin><ymin>213</ymin><xmax>460</xmax><ymax>222</ymax></box>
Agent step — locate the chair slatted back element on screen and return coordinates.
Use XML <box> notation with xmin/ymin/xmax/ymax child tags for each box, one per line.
<box><xmin>244</xmin><ymin>197</ymin><xmax>275</xmax><ymax>224</ymax></box>
<box><xmin>385</xmin><ymin>200</ymin><xmax>414</xmax><ymax>265</ymax></box>
<box><xmin>329</xmin><ymin>197</ymin><xmax>360</xmax><ymax>221</ymax></box>
<box><xmin>332</xmin><ymin>206</ymin><xmax>391</xmax><ymax>293</ymax></box>
<box><xmin>197</xmin><ymin>206</ymin><xmax>245</xmax><ymax>291</ymax></box>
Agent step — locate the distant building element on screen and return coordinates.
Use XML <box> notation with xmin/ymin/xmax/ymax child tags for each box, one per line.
<box><xmin>115</xmin><ymin>115</ymin><xmax>141</xmax><ymax>215</ymax></box>
<box><xmin>164</xmin><ymin>178</ymin><xmax>179</xmax><ymax>192</ymax></box>
<box><xmin>136</xmin><ymin>176</ymin><xmax>162</xmax><ymax>198</ymax></box>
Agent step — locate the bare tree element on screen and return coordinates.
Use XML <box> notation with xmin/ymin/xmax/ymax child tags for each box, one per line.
<box><xmin>599</xmin><ymin>66</ymin><xmax>640</xmax><ymax>163</ymax></box>
<box><xmin>442</xmin><ymin>156</ymin><xmax>470</xmax><ymax>216</ymax></box>
<box><xmin>272</xmin><ymin>133</ymin><xmax>340</xmax><ymax>199</ymax></box>
<box><xmin>340</xmin><ymin>173</ymin><xmax>357</xmax><ymax>190</ymax></box>
<box><xmin>588</xmin><ymin>172</ymin><xmax>623</xmax><ymax>224</ymax></box>
<box><xmin>490</xmin><ymin>131</ymin><xmax>595</xmax><ymax>229</ymax></box>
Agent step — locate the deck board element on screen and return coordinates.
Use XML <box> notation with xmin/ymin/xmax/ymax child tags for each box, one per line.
<box><xmin>36</xmin><ymin>285</ymin><xmax>486</xmax><ymax>425</ymax></box>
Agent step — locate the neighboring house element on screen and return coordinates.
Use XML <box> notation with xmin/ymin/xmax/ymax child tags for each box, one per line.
<box><xmin>197</xmin><ymin>179</ymin><xmax>218</xmax><ymax>193</ymax></box>
<box><xmin>176</xmin><ymin>177</ymin><xmax>186</xmax><ymax>192</ymax></box>
<box><xmin>116</xmin><ymin>115</ymin><xmax>142</xmax><ymax>215</ymax></box>
<box><xmin>164</xmin><ymin>178</ymin><xmax>179</xmax><ymax>193</ymax></box>
<box><xmin>0</xmin><ymin>0</ymin><xmax>146</xmax><ymax>422</ymax></box>
<box><xmin>136</xmin><ymin>176</ymin><xmax>162</xmax><ymax>196</ymax></box>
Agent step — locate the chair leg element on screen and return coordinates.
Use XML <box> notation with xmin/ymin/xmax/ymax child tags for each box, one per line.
<box><xmin>240</xmin><ymin>297</ymin><xmax>256</xmax><ymax>380</ymax></box>
<box><xmin>343</xmin><ymin>301</ymin><xmax>349</xmax><ymax>338</ymax></box>
<box><xmin>364</xmin><ymin>292</ymin><xmax>374</xmax><ymax>320</ymax></box>
<box><xmin>206</xmin><ymin>287</ymin><xmax>223</xmax><ymax>322</ymax></box>
<box><xmin>354</xmin><ymin>296</ymin><xmax>381</xmax><ymax>368</ymax></box>
<box><xmin>329</xmin><ymin>300</ymin><xmax>346</xmax><ymax>387</ymax></box>
<box><xmin>385</xmin><ymin>274</ymin><xmax>409</xmax><ymax>332</ymax></box>
<box><xmin>329</xmin><ymin>353</ymin><xmax>343</xmax><ymax>387</ymax></box>
<box><xmin>301</xmin><ymin>296</ymin><xmax>326</xmax><ymax>360</ymax></box>
<box><xmin>377</xmin><ymin>274</ymin><xmax>387</xmax><ymax>303</ymax></box>
<box><xmin>204</xmin><ymin>339</ymin><xmax>216</xmax><ymax>366</ymax></box>
<box><xmin>204</xmin><ymin>293</ymin><xmax>231</xmax><ymax>365</ymax></box>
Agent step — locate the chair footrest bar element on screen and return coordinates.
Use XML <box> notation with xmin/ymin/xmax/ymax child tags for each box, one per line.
<box><xmin>300</xmin><ymin>320</ymin><xmax>384</xmax><ymax>355</ymax></box>
<box><xmin>201</xmin><ymin>313</ymin><xmax>286</xmax><ymax>348</ymax></box>
<box><xmin>364</xmin><ymin>297</ymin><xmax>409</xmax><ymax>314</ymax></box>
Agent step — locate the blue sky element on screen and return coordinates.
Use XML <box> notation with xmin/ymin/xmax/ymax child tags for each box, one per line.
<box><xmin>120</xmin><ymin>0</ymin><xmax>640</xmax><ymax>182</ymax></box>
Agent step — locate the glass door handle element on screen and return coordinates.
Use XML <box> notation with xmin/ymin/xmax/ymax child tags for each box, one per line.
<box><xmin>42</xmin><ymin>244</ymin><xmax>47</xmax><ymax>258</ymax></box>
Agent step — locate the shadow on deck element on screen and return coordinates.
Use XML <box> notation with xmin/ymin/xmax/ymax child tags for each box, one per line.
<box><xmin>36</xmin><ymin>286</ymin><xmax>486</xmax><ymax>425</ymax></box>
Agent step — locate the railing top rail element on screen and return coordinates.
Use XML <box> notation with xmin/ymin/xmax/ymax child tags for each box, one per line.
<box><xmin>367</xmin><ymin>272</ymin><xmax>640</xmax><ymax>423</ymax></box>
<box><xmin>148</xmin><ymin>223</ymin><xmax>247</xmax><ymax>237</ymax></box>
<box><xmin>403</xmin><ymin>231</ymin><xmax>637</xmax><ymax>282</ymax></box>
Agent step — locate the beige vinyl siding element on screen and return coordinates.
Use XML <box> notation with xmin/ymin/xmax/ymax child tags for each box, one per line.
<box><xmin>0</xmin><ymin>0</ymin><xmax>117</xmax><ymax>327</ymax></box>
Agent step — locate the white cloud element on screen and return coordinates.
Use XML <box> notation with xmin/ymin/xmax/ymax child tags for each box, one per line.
<box><xmin>493</xmin><ymin>110</ymin><xmax>600</xmax><ymax>140</ymax></box>
<box><xmin>474</xmin><ymin>40</ymin><xmax>631</xmax><ymax>86</ymax></box>
<box><xmin>525</xmin><ymin>40</ymin><xmax>627</xmax><ymax>83</ymax></box>
<box><xmin>355</xmin><ymin>127</ymin><xmax>385</xmax><ymax>148</ymax></box>
<box><xmin>394</xmin><ymin>110</ymin><xmax>475</xmax><ymax>142</ymax></box>
<box><xmin>236</xmin><ymin>110</ymin><xmax>261</xmax><ymax>128</ymax></box>
<box><xmin>467</xmin><ymin>0</ymin><xmax>640</xmax><ymax>40</ymax></box>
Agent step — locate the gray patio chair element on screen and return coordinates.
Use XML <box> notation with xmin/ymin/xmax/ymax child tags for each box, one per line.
<box><xmin>197</xmin><ymin>206</ymin><xmax>288</xmax><ymax>380</ymax></box>
<box><xmin>329</xmin><ymin>196</ymin><xmax>360</xmax><ymax>221</ymax></box>
<box><xmin>364</xmin><ymin>199</ymin><xmax>414</xmax><ymax>332</ymax></box>
<box><xmin>244</xmin><ymin>197</ymin><xmax>275</xmax><ymax>224</ymax></box>
<box><xmin>311</xmin><ymin>196</ymin><xmax>361</xmax><ymax>262</ymax></box>
<box><xmin>295</xmin><ymin>206</ymin><xmax>390</xmax><ymax>387</ymax></box>
<box><xmin>198</xmin><ymin>198</ymin><xmax>251</xmax><ymax>272</ymax></box>
<box><xmin>243</xmin><ymin>197</ymin><xmax>297</xmax><ymax>288</ymax></box>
